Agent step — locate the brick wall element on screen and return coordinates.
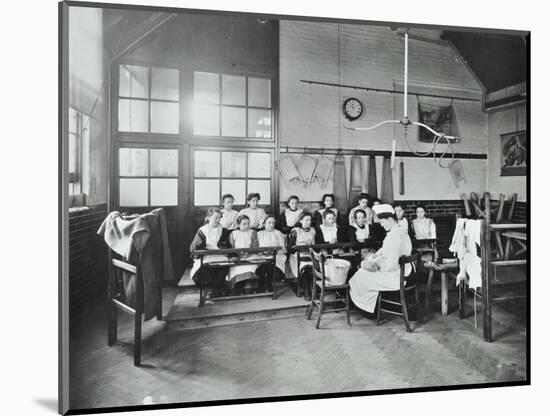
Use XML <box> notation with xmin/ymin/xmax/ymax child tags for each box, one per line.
<box><xmin>512</xmin><ymin>201</ymin><xmax>527</xmax><ymax>223</ymax></box>
<box><xmin>69</xmin><ymin>204</ymin><xmax>108</xmax><ymax>325</ymax></box>
<box><xmin>279</xmin><ymin>21</ymin><xmax>489</xmax><ymax>201</ymax></box>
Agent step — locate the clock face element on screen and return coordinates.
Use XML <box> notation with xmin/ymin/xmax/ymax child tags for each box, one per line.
<box><xmin>343</xmin><ymin>98</ymin><xmax>363</xmax><ymax>120</ymax></box>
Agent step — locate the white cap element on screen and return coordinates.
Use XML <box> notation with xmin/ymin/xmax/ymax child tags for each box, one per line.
<box><xmin>372</xmin><ymin>204</ymin><xmax>395</xmax><ymax>216</ymax></box>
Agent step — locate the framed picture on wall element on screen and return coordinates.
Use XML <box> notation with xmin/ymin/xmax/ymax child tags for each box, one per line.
<box><xmin>501</xmin><ymin>130</ymin><xmax>527</xmax><ymax>176</ymax></box>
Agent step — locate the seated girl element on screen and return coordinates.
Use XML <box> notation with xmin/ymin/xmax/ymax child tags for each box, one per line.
<box><xmin>393</xmin><ymin>203</ymin><xmax>409</xmax><ymax>234</ymax></box>
<box><xmin>227</xmin><ymin>215</ymin><xmax>260</xmax><ymax>294</ymax></box>
<box><xmin>238</xmin><ymin>192</ymin><xmax>267</xmax><ymax>230</ymax></box>
<box><xmin>313</xmin><ymin>193</ymin><xmax>339</xmax><ymax>227</ymax></box>
<box><xmin>190</xmin><ymin>208</ymin><xmax>231</xmax><ymax>297</ymax></box>
<box><xmin>411</xmin><ymin>204</ymin><xmax>438</xmax><ymax>264</ymax></box>
<box><xmin>411</xmin><ymin>204</ymin><xmax>437</xmax><ymax>240</ymax></box>
<box><xmin>348</xmin><ymin>193</ymin><xmax>374</xmax><ymax>226</ymax></box>
<box><xmin>288</xmin><ymin>212</ymin><xmax>316</xmax><ymax>299</ymax></box>
<box><xmin>314</xmin><ymin>209</ymin><xmax>352</xmax><ymax>286</ymax></box>
<box><xmin>279</xmin><ymin>195</ymin><xmax>303</xmax><ymax>234</ymax></box>
<box><xmin>348</xmin><ymin>209</ymin><xmax>371</xmax><ymax>261</ymax></box>
<box><xmin>220</xmin><ymin>193</ymin><xmax>239</xmax><ymax>230</ymax></box>
<box><xmin>256</xmin><ymin>215</ymin><xmax>287</xmax><ymax>291</ymax></box>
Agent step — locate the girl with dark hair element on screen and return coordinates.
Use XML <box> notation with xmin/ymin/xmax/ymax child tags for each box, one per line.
<box><xmin>227</xmin><ymin>214</ymin><xmax>260</xmax><ymax>293</ymax></box>
<box><xmin>349</xmin><ymin>204</ymin><xmax>413</xmax><ymax>316</ymax></box>
<box><xmin>279</xmin><ymin>195</ymin><xmax>303</xmax><ymax>234</ymax></box>
<box><xmin>220</xmin><ymin>193</ymin><xmax>239</xmax><ymax>230</ymax></box>
<box><xmin>256</xmin><ymin>214</ymin><xmax>287</xmax><ymax>291</ymax></box>
<box><xmin>314</xmin><ymin>193</ymin><xmax>339</xmax><ymax>226</ymax></box>
<box><xmin>237</xmin><ymin>192</ymin><xmax>267</xmax><ymax>230</ymax></box>
<box><xmin>315</xmin><ymin>209</ymin><xmax>347</xmax><ymax>245</ymax></box>
<box><xmin>189</xmin><ymin>208</ymin><xmax>231</xmax><ymax>297</ymax></box>
<box><xmin>288</xmin><ymin>211</ymin><xmax>316</xmax><ymax>299</ymax></box>
<box><xmin>393</xmin><ymin>203</ymin><xmax>409</xmax><ymax>234</ymax></box>
<box><xmin>348</xmin><ymin>208</ymin><xmax>369</xmax><ymax>243</ymax></box>
<box><xmin>411</xmin><ymin>205</ymin><xmax>437</xmax><ymax>240</ymax></box>
<box><xmin>348</xmin><ymin>193</ymin><xmax>374</xmax><ymax>226</ymax></box>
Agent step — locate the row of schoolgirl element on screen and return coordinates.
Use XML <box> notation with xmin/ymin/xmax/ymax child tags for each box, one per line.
<box><xmin>190</xmin><ymin>191</ymin><xmax>438</xmax><ymax>299</ymax></box>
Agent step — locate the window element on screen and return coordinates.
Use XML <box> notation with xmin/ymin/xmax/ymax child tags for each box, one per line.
<box><xmin>118</xmin><ymin>65</ymin><xmax>180</xmax><ymax>134</ymax></box>
<box><xmin>193</xmin><ymin>150</ymin><xmax>271</xmax><ymax>206</ymax></box>
<box><xmin>193</xmin><ymin>72</ymin><xmax>272</xmax><ymax>138</ymax></box>
<box><xmin>119</xmin><ymin>148</ymin><xmax>179</xmax><ymax>207</ymax></box>
<box><xmin>68</xmin><ymin>107</ymin><xmax>89</xmax><ymax>198</ymax></box>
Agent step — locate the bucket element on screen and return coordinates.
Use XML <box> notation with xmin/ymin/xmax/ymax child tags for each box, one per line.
<box><xmin>325</xmin><ymin>258</ymin><xmax>351</xmax><ymax>286</ymax></box>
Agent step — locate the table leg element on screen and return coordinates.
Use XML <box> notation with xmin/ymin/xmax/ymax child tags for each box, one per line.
<box><xmin>441</xmin><ymin>271</ymin><xmax>448</xmax><ymax>316</ymax></box>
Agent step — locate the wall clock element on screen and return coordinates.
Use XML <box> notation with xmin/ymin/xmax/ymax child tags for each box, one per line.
<box><xmin>343</xmin><ymin>97</ymin><xmax>363</xmax><ymax>121</ymax></box>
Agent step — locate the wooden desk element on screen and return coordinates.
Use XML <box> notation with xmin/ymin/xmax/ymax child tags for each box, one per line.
<box><xmin>192</xmin><ymin>246</ymin><xmax>281</xmax><ymax>305</ymax></box>
<box><xmin>423</xmin><ymin>260</ymin><xmax>459</xmax><ymax>316</ymax></box>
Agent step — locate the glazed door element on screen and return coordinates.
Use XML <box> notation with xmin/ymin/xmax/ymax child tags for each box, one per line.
<box><xmin>113</xmin><ymin>143</ymin><xmax>185</xmax><ymax>278</ymax></box>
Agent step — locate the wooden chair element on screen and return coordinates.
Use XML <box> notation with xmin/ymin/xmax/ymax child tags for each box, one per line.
<box><xmin>107</xmin><ymin>254</ymin><xmax>158</xmax><ymax>367</ymax></box>
<box><xmin>413</xmin><ymin>239</ymin><xmax>438</xmax><ymax>311</ymax></box>
<box><xmin>306</xmin><ymin>249</ymin><xmax>351</xmax><ymax>329</ymax></box>
<box><xmin>503</xmin><ymin>231</ymin><xmax>527</xmax><ymax>259</ymax></box>
<box><xmin>376</xmin><ymin>253</ymin><xmax>422</xmax><ymax>333</ymax></box>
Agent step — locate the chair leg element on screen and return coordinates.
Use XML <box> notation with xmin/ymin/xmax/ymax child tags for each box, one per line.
<box><xmin>494</xmin><ymin>232</ymin><xmax>504</xmax><ymax>259</ymax></box>
<box><xmin>346</xmin><ymin>288</ymin><xmax>351</xmax><ymax>326</ymax></box>
<box><xmin>134</xmin><ymin>312</ymin><xmax>142</xmax><ymax>367</ymax></box>
<box><xmin>108</xmin><ymin>302</ymin><xmax>117</xmax><ymax>346</ymax></box>
<box><xmin>424</xmin><ymin>270</ymin><xmax>435</xmax><ymax>312</ymax></box>
<box><xmin>198</xmin><ymin>288</ymin><xmax>206</xmax><ymax>307</ymax></box>
<box><xmin>504</xmin><ymin>238</ymin><xmax>512</xmax><ymax>260</ymax></box>
<box><xmin>376</xmin><ymin>293</ymin><xmax>382</xmax><ymax>326</ymax></box>
<box><xmin>459</xmin><ymin>281</ymin><xmax>467</xmax><ymax>319</ymax></box>
<box><xmin>156</xmin><ymin>285</ymin><xmax>163</xmax><ymax>321</ymax></box>
<box><xmin>306</xmin><ymin>299</ymin><xmax>314</xmax><ymax>320</ymax></box>
<box><xmin>315</xmin><ymin>292</ymin><xmax>325</xmax><ymax>329</ymax></box>
<box><xmin>414</xmin><ymin>285</ymin><xmax>423</xmax><ymax>324</ymax></box>
<box><xmin>400</xmin><ymin>289</ymin><xmax>412</xmax><ymax>333</ymax></box>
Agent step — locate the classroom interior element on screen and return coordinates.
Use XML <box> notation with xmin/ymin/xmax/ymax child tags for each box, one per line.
<box><xmin>64</xmin><ymin>4</ymin><xmax>528</xmax><ymax>412</ymax></box>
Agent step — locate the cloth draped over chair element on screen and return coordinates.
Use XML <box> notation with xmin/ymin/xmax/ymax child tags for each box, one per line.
<box><xmin>98</xmin><ymin>208</ymin><xmax>174</xmax><ymax>320</ymax></box>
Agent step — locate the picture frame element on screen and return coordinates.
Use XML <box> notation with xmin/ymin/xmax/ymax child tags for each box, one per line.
<box><xmin>501</xmin><ymin>130</ymin><xmax>527</xmax><ymax>176</ymax></box>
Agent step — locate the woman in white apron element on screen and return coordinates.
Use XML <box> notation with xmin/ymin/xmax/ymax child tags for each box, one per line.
<box><xmin>288</xmin><ymin>212</ymin><xmax>316</xmax><ymax>299</ymax></box>
<box><xmin>411</xmin><ymin>204</ymin><xmax>438</xmax><ymax>267</ymax></box>
<box><xmin>279</xmin><ymin>195</ymin><xmax>303</xmax><ymax>234</ymax></box>
<box><xmin>314</xmin><ymin>210</ymin><xmax>351</xmax><ymax>286</ymax></box>
<box><xmin>220</xmin><ymin>193</ymin><xmax>239</xmax><ymax>230</ymax></box>
<box><xmin>313</xmin><ymin>193</ymin><xmax>339</xmax><ymax>227</ymax></box>
<box><xmin>256</xmin><ymin>215</ymin><xmax>287</xmax><ymax>291</ymax></box>
<box><xmin>347</xmin><ymin>208</ymin><xmax>371</xmax><ymax>261</ymax></box>
<box><xmin>227</xmin><ymin>215</ymin><xmax>259</xmax><ymax>292</ymax></box>
<box><xmin>190</xmin><ymin>208</ymin><xmax>230</xmax><ymax>297</ymax></box>
<box><xmin>237</xmin><ymin>192</ymin><xmax>267</xmax><ymax>230</ymax></box>
<box><xmin>349</xmin><ymin>204</ymin><xmax>413</xmax><ymax>316</ymax></box>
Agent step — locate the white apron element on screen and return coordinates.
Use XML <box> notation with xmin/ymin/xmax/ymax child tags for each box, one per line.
<box><xmin>237</xmin><ymin>207</ymin><xmax>266</xmax><ymax>229</ymax></box>
<box><xmin>349</xmin><ymin>226</ymin><xmax>412</xmax><ymax>313</ymax></box>
<box><xmin>257</xmin><ymin>229</ymin><xmax>287</xmax><ymax>273</ymax></box>
<box><xmin>190</xmin><ymin>224</ymin><xmax>228</xmax><ymax>280</ymax></box>
<box><xmin>227</xmin><ymin>230</ymin><xmax>258</xmax><ymax>284</ymax></box>
<box><xmin>289</xmin><ymin>227</ymin><xmax>316</xmax><ymax>278</ymax></box>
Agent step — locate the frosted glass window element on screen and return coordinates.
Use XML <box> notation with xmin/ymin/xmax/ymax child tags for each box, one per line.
<box><xmin>194</xmin><ymin>179</ymin><xmax>220</xmax><ymax>205</ymax></box>
<box><xmin>69</xmin><ymin>107</ymin><xmax>78</xmax><ymax>133</ymax></box>
<box><xmin>194</xmin><ymin>72</ymin><xmax>219</xmax><ymax>104</ymax></box>
<box><xmin>222</xmin><ymin>152</ymin><xmax>246</xmax><ymax>177</ymax></box>
<box><xmin>194</xmin><ymin>151</ymin><xmax>220</xmax><ymax>177</ymax></box>
<box><xmin>119</xmin><ymin>65</ymin><xmax>149</xmax><ymax>99</ymax></box>
<box><xmin>222</xmin><ymin>180</ymin><xmax>246</xmax><ymax>205</ymax></box>
<box><xmin>248</xmin><ymin>77</ymin><xmax>271</xmax><ymax>108</ymax></box>
<box><xmin>248</xmin><ymin>153</ymin><xmax>271</xmax><ymax>178</ymax></box>
<box><xmin>151</xmin><ymin>178</ymin><xmax>178</xmax><ymax>206</ymax></box>
<box><xmin>120</xmin><ymin>178</ymin><xmax>148</xmax><ymax>206</ymax></box>
<box><xmin>151</xmin><ymin>149</ymin><xmax>178</xmax><ymax>177</ymax></box>
<box><xmin>222</xmin><ymin>75</ymin><xmax>246</xmax><ymax>106</ymax></box>
<box><xmin>248</xmin><ymin>109</ymin><xmax>271</xmax><ymax>138</ymax></box>
<box><xmin>118</xmin><ymin>99</ymin><xmax>148</xmax><ymax>132</ymax></box>
<box><xmin>221</xmin><ymin>106</ymin><xmax>246</xmax><ymax>137</ymax></box>
<box><xmin>151</xmin><ymin>68</ymin><xmax>179</xmax><ymax>101</ymax></box>
<box><xmin>68</xmin><ymin>134</ymin><xmax>77</xmax><ymax>175</ymax></box>
<box><xmin>150</xmin><ymin>101</ymin><xmax>179</xmax><ymax>134</ymax></box>
<box><xmin>119</xmin><ymin>148</ymin><xmax>148</xmax><ymax>176</ymax></box>
<box><xmin>193</xmin><ymin>104</ymin><xmax>219</xmax><ymax>136</ymax></box>
<box><xmin>247</xmin><ymin>180</ymin><xmax>271</xmax><ymax>204</ymax></box>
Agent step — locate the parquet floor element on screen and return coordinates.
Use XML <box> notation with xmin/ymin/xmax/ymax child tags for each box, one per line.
<box><xmin>68</xmin><ymin>287</ymin><xmax>526</xmax><ymax>412</ymax></box>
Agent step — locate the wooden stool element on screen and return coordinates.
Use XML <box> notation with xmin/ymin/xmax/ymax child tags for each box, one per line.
<box><xmin>376</xmin><ymin>253</ymin><xmax>422</xmax><ymax>333</ymax></box>
<box><xmin>423</xmin><ymin>259</ymin><xmax>459</xmax><ymax>316</ymax></box>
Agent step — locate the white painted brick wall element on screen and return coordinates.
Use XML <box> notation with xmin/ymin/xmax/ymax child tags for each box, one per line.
<box><xmin>279</xmin><ymin>21</ymin><xmax>489</xmax><ymax>201</ymax></box>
